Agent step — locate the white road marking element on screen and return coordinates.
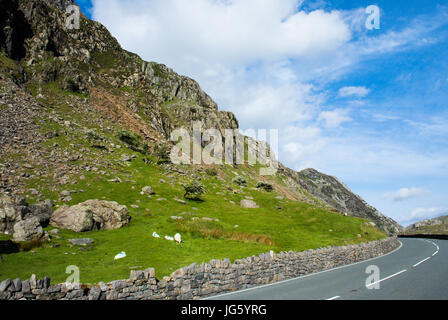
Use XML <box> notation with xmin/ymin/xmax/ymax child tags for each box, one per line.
<box><xmin>426</xmin><ymin>240</ymin><xmax>440</xmax><ymax>257</ymax></box>
<box><xmin>413</xmin><ymin>257</ymin><xmax>431</xmax><ymax>267</ymax></box>
<box><xmin>326</xmin><ymin>296</ymin><xmax>341</xmax><ymax>300</ymax></box>
<box><xmin>365</xmin><ymin>269</ymin><xmax>407</xmax><ymax>288</ymax></box>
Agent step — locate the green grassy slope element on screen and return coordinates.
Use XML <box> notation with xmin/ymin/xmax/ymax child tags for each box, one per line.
<box><xmin>0</xmin><ymin>38</ymin><xmax>386</xmax><ymax>285</ymax></box>
<box><xmin>0</xmin><ymin>151</ymin><xmax>385</xmax><ymax>283</ymax></box>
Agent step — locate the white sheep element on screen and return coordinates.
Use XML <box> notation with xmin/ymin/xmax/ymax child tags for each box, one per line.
<box><xmin>114</xmin><ymin>251</ymin><xmax>126</xmax><ymax>260</ymax></box>
<box><xmin>174</xmin><ymin>233</ymin><xmax>182</xmax><ymax>244</ymax></box>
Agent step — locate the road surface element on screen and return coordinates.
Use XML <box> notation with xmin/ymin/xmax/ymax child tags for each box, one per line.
<box><xmin>206</xmin><ymin>238</ymin><xmax>447</xmax><ymax>300</ymax></box>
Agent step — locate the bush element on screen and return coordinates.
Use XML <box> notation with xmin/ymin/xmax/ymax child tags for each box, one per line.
<box><xmin>232</xmin><ymin>176</ymin><xmax>247</xmax><ymax>187</ymax></box>
<box><xmin>257</xmin><ymin>182</ymin><xmax>274</xmax><ymax>192</ymax></box>
<box><xmin>205</xmin><ymin>168</ymin><xmax>218</xmax><ymax>176</ymax></box>
<box><xmin>86</xmin><ymin>129</ymin><xmax>102</xmax><ymax>141</ymax></box>
<box><xmin>183</xmin><ymin>181</ymin><xmax>206</xmax><ymax>200</ymax></box>
<box><xmin>153</xmin><ymin>144</ymin><xmax>171</xmax><ymax>164</ymax></box>
<box><xmin>118</xmin><ymin>130</ymin><xmax>149</xmax><ymax>154</ymax></box>
<box><xmin>65</xmin><ymin>78</ymin><xmax>80</xmax><ymax>93</ymax></box>
<box><xmin>118</xmin><ymin>130</ymin><xmax>140</xmax><ymax>146</ymax></box>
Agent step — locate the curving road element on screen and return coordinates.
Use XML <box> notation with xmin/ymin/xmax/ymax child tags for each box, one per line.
<box><xmin>206</xmin><ymin>238</ymin><xmax>448</xmax><ymax>300</ymax></box>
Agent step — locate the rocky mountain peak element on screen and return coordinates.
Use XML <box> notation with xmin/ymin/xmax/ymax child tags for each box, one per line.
<box><xmin>42</xmin><ymin>0</ymin><xmax>76</xmax><ymax>10</ymax></box>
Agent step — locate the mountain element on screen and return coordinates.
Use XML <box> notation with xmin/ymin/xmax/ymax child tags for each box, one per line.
<box><xmin>0</xmin><ymin>0</ymin><xmax>402</xmax><ymax>282</ymax></box>
<box><xmin>296</xmin><ymin>168</ymin><xmax>402</xmax><ymax>233</ymax></box>
<box><xmin>403</xmin><ymin>215</ymin><xmax>448</xmax><ymax>236</ymax></box>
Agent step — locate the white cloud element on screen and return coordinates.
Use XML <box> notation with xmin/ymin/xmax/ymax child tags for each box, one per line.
<box><xmin>371</xmin><ymin>113</ymin><xmax>401</xmax><ymax>122</ymax></box>
<box><xmin>338</xmin><ymin>86</ymin><xmax>370</xmax><ymax>98</ymax></box>
<box><xmin>401</xmin><ymin>207</ymin><xmax>448</xmax><ymax>225</ymax></box>
<box><xmin>235</xmin><ymin>83</ymin><xmax>321</xmax><ymax>128</ymax></box>
<box><xmin>92</xmin><ymin>0</ymin><xmax>351</xmax><ymax>68</ymax></box>
<box><xmin>387</xmin><ymin>187</ymin><xmax>429</xmax><ymax>202</ymax></box>
<box><xmin>318</xmin><ymin>109</ymin><xmax>352</xmax><ymax>129</ymax></box>
<box><xmin>293</xmin><ymin>135</ymin><xmax>448</xmax><ymax>183</ymax></box>
<box><xmin>406</xmin><ymin>117</ymin><xmax>448</xmax><ymax>136</ymax></box>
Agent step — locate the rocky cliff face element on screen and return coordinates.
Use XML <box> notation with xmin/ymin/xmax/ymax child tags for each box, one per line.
<box><xmin>297</xmin><ymin>169</ymin><xmax>403</xmax><ymax>233</ymax></box>
<box><xmin>0</xmin><ymin>0</ymin><xmax>402</xmax><ymax>234</ymax></box>
<box><xmin>1</xmin><ymin>0</ymin><xmax>238</xmax><ymax>138</ymax></box>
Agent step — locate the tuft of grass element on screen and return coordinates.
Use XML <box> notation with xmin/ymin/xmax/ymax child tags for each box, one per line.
<box><xmin>118</xmin><ymin>130</ymin><xmax>149</xmax><ymax>154</ymax></box>
<box><xmin>18</xmin><ymin>239</ymin><xmax>46</xmax><ymax>252</ymax></box>
<box><xmin>172</xmin><ymin>218</ymin><xmax>275</xmax><ymax>246</ymax></box>
<box><xmin>225</xmin><ymin>232</ymin><xmax>275</xmax><ymax>246</ymax></box>
<box><xmin>205</xmin><ymin>168</ymin><xmax>218</xmax><ymax>176</ymax></box>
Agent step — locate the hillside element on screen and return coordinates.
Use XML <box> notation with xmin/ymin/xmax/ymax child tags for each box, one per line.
<box><xmin>402</xmin><ymin>215</ymin><xmax>448</xmax><ymax>236</ymax></box>
<box><xmin>0</xmin><ymin>0</ymin><xmax>400</xmax><ymax>283</ymax></box>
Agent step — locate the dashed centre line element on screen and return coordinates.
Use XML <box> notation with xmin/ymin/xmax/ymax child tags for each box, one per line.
<box><xmin>421</xmin><ymin>240</ymin><xmax>439</xmax><ymax>259</ymax></box>
<box><xmin>413</xmin><ymin>257</ymin><xmax>431</xmax><ymax>267</ymax></box>
<box><xmin>409</xmin><ymin>240</ymin><xmax>440</xmax><ymax>268</ymax></box>
<box><xmin>365</xmin><ymin>269</ymin><xmax>408</xmax><ymax>288</ymax></box>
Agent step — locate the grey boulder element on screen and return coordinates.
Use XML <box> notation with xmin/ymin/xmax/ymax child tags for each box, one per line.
<box><xmin>50</xmin><ymin>200</ymin><xmax>130</xmax><ymax>232</ymax></box>
<box><xmin>13</xmin><ymin>217</ymin><xmax>49</xmax><ymax>242</ymax></box>
<box><xmin>1</xmin><ymin>193</ymin><xmax>53</xmax><ymax>233</ymax></box>
<box><xmin>0</xmin><ymin>194</ymin><xmax>27</xmax><ymax>234</ymax></box>
<box><xmin>69</xmin><ymin>238</ymin><xmax>94</xmax><ymax>246</ymax></box>
<box><xmin>141</xmin><ymin>186</ymin><xmax>155</xmax><ymax>195</ymax></box>
<box><xmin>50</xmin><ymin>204</ymin><xmax>94</xmax><ymax>232</ymax></box>
<box><xmin>25</xmin><ymin>200</ymin><xmax>53</xmax><ymax>227</ymax></box>
<box><xmin>240</xmin><ymin>199</ymin><xmax>259</xmax><ymax>209</ymax></box>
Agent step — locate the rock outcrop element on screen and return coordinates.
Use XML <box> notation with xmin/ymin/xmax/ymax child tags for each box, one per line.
<box><xmin>50</xmin><ymin>200</ymin><xmax>130</xmax><ymax>232</ymax></box>
<box><xmin>0</xmin><ymin>0</ymin><xmax>33</xmax><ymax>61</ymax></box>
<box><xmin>296</xmin><ymin>169</ymin><xmax>402</xmax><ymax>234</ymax></box>
<box><xmin>13</xmin><ymin>217</ymin><xmax>49</xmax><ymax>242</ymax></box>
<box><xmin>25</xmin><ymin>200</ymin><xmax>53</xmax><ymax>227</ymax></box>
<box><xmin>0</xmin><ymin>193</ymin><xmax>26</xmax><ymax>234</ymax></box>
<box><xmin>0</xmin><ymin>193</ymin><xmax>53</xmax><ymax>234</ymax></box>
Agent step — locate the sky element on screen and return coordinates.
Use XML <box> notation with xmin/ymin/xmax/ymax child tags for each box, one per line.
<box><xmin>75</xmin><ymin>0</ymin><xmax>448</xmax><ymax>227</ymax></box>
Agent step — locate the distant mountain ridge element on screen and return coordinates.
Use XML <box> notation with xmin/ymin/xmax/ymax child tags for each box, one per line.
<box><xmin>403</xmin><ymin>215</ymin><xmax>448</xmax><ymax>235</ymax></box>
<box><xmin>279</xmin><ymin>167</ymin><xmax>403</xmax><ymax>233</ymax></box>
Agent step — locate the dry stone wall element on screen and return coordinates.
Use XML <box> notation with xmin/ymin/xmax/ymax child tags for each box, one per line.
<box><xmin>0</xmin><ymin>237</ymin><xmax>399</xmax><ymax>300</ymax></box>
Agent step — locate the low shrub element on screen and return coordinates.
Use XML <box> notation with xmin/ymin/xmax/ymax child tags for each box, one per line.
<box><xmin>205</xmin><ymin>168</ymin><xmax>218</xmax><ymax>176</ymax></box>
<box><xmin>257</xmin><ymin>182</ymin><xmax>274</xmax><ymax>192</ymax></box>
<box><xmin>118</xmin><ymin>130</ymin><xmax>149</xmax><ymax>154</ymax></box>
<box><xmin>153</xmin><ymin>144</ymin><xmax>171</xmax><ymax>164</ymax></box>
<box><xmin>232</xmin><ymin>176</ymin><xmax>247</xmax><ymax>187</ymax></box>
<box><xmin>183</xmin><ymin>181</ymin><xmax>206</xmax><ymax>200</ymax></box>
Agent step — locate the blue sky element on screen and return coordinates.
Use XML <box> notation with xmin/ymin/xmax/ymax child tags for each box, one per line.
<box><xmin>76</xmin><ymin>0</ymin><xmax>448</xmax><ymax>226</ymax></box>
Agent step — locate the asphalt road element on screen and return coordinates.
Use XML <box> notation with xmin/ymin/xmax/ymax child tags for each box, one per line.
<box><xmin>207</xmin><ymin>238</ymin><xmax>448</xmax><ymax>300</ymax></box>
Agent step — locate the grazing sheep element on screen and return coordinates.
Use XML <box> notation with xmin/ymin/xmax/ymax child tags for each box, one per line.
<box><xmin>174</xmin><ymin>233</ymin><xmax>182</xmax><ymax>243</ymax></box>
<box><xmin>114</xmin><ymin>252</ymin><xmax>126</xmax><ymax>260</ymax></box>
